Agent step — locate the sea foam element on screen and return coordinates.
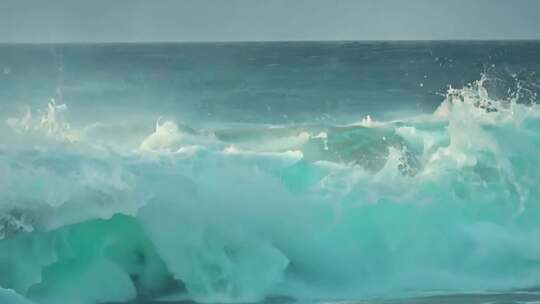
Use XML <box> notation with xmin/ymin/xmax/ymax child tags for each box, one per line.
<box><xmin>1</xmin><ymin>76</ymin><xmax>540</xmax><ymax>304</ymax></box>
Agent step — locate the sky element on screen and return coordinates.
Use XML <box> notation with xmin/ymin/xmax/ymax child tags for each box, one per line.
<box><xmin>1</xmin><ymin>0</ymin><xmax>539</xmax><ymax>43</ymax></box>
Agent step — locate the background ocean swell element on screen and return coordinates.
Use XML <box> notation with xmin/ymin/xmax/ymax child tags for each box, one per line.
<box><xmin>1</xmin><ymin>41</ymin><xmax>539</xmax><ymax>125</ymax></box>
<box><xmin>0</xmin><ymin>42</ymin><xmax>540</xmax><ymax>304</ymax></box>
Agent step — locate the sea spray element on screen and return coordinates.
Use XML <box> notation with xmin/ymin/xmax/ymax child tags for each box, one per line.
<box><xmin>1</xmin><ymin>74</ymin><xmax>540</xmax><ymax>303</ymax></box>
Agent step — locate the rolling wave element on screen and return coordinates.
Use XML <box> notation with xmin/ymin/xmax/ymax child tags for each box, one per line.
<box><xmin>1</xmin><ymin>76</ymin><xmax>540</xmax><ymax>304</ymax></box>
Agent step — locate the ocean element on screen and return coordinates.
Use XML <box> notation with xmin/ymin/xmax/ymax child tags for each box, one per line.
<box><xmin>0</xmin><ymin>41</ymin><xmax>540</xmax><ymax>304</ymax></box>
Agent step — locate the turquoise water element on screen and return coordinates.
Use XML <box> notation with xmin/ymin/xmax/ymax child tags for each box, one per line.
<box><xmin>0</xmin><ymin>41</ymin><xmax>540</xmax><ymax>304</ymax></box>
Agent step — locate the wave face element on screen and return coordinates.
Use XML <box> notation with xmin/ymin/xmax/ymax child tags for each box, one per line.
<box><xmin>1</xmin><ymin>42</ymin><xmax>540</xmax><ymax>304</ymax></box>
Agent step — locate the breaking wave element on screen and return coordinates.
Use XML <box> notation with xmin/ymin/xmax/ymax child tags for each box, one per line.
<box><xmin>1</xmin><ymin>76</ymin><xmax>540</xmax><ymax>304</ymax></box>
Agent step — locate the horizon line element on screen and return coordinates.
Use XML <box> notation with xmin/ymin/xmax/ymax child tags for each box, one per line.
<box><xmin>1</xmin><ymin>38</ymin><xmax>540</xmax><ymax>45</ymax></box>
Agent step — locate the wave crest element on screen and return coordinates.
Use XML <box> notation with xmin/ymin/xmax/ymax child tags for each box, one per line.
<box><xmin>1</xmin><ymin>77</ymin><xmax>540</xmax><ymax>303</ymax></box>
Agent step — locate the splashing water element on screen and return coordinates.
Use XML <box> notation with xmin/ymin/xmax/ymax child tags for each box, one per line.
<box><xmin>0</xmin><ymin>73</ymin><xmax>539</xmax><ymax>304</ymax></box>
<box><xmin>1</xmin><ymin>41</ymin><xmax>540</xmax><ymax>304</ymax></box>
<box><xmin>5</xmin><ymin>99</ymin><xmax>77</xmax><ymax>142</ymax></box>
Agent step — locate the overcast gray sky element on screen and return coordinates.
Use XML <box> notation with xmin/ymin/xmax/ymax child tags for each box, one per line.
<box><xmin>1</xmin><ymin>0</ymin><xmax>539</xmax><ymax>43</ymax></box>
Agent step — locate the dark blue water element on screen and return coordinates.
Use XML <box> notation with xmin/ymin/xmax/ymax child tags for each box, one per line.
<box><xmin>1</xmin><ymin>41</ymin><xmax>538</xmax><ymax>125</ymax></box>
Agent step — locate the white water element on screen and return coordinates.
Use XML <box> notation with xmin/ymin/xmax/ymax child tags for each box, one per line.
<box><xmin>0</xmin><ymin>77</ymin><xmax>539</xmax><ymax>304</ymax></box>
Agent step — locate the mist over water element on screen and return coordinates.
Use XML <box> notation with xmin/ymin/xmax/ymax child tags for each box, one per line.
<box><xmin>1</xmin><ymin>41</ymin><xmax>540</xmax><ymax>304</ymax></box>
